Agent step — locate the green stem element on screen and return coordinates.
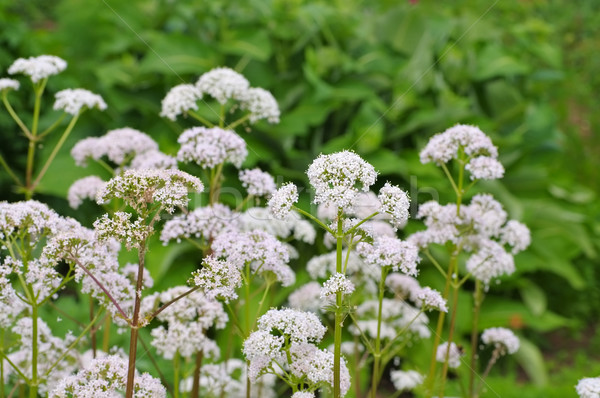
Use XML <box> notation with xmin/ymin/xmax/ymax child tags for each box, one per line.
<box><xmin>475</xmin><ymin>348</ymin><xmax>501</xmax><ymax>397</ymax></box>
<box><xmin>245</xmin><ymin>265</ymin><xmax>252</xmax><ymax>398</ymax></box>
<box><xmin>292</xmin><ymin>206</ymin><xmax>336</xmax><ymax>235</ymax></box>
<box><xmin>370</xmin><ymin>267</ymin><xmax>388</xmax><ymax>398</ymax></box>
<box><xmin>173</xmin><ymin>351</ymin><xmax>180</xmax><ymax>398</ymax></box>
<box><xmin>102</xmin><ymin>316</ymin><xmax>111</xmax><ymax>353</ymax></box>
<box><xmin>30</xmin><ymin>113</ymin><xmax>80</xmax><ymax>193</ymax></box>
<box><xmin>0</xmin><ymin>350</ymin><xmax>29</xmax><ymax>383</ymax></box>
<box><xmin>468</xmin><ymin>280</ymin><xmax>484</xmax><ymax>397</ymax></box>
<box><xmin>0</xmin><ymin>152</ymin><xmax>22</xmax><ymax>186</ymax></box>
<box><xmin>425</xmin><ymin>254</ymin><xmax>456</xmax><ymax>398</ymax></box>
<box><xmin>44</xmin><ymin>308</ymin><xmax>104</xmax><ymax>378</ymax></box>
<box><xmin>354</xmin><ymin>335</ymin><xmax>361</xmax><ymax>398</ymax></box>
<box><xmin>225</xmin><ymin>113</ymin><xmax>251</xmax><ymax>130</ymax></box>
<box><xmin>333</xmin><ymin>210</ymin><xmax>343</xmax><ymax>398</ymax></box>
<box><xmin>29</xmin><ymin>305</ymin><xmax>38</xmax><ymax>398</ymax></box>
<box><xmin>125</xmin><ymin>242</ymin><xmax>147</xmax><ymax>398</ymax></box>
<box><xmin>209</xmin><ymin>163</ymin><xmax>225</xmax><ymax>205</ymax></box>
<box><xmin>1</xmin><ymin>330</ymin><xmax>4</xmax><ymax>398</ymax></box>
<box><xmin>440</xmin><ymin>163</ymin><xmax>460</xmax><ymax>197</ymax></box>
<box><xmin>187</xmin><ymin>110</ymin><xmax>214</xmax><ymax>127</ymax></box>
<box><xmin>1</xmin><ymin>93</ymin><xmax>32</xmax><ymax>138</ymax></box>
<box><xmin>345</xmin><ymin>211</ymin><xmax>379</xmax><ymax>236</ymax></box>
<box><xmin>219</xmin><ymin>104</ymin><xmax>225</xmax><ymax>128</ymax></box>
<box><xmin>438</xmin><ymin>277</ymin><xmax>460</xmax><ymax>398</ymax></box>
<box><xmin>37</xmin><ymin>113</ymin><xmax>66</xmax><ymax>139</ymax></box>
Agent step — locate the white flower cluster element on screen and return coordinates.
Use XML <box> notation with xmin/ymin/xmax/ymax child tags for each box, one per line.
<box><xmin>378</xmin><ymin>183</ymin><xmax>410</xmax><ymax>229</ymax></box>
<box><xmin>160</xmin><ymin>203</ymin><xmax>239</xmax><ymax>244</ymax></box>
<box><xmin>211</xmin><ymin>229</ymin><xmax>295</xmax><ymax>286</ymax></box>
<box><xmin>385</xmin><ymin>274</ymin><xmax>422</xmax><ymax>301</ymax></box>
<box><xmin>191</xmin><ymin>256</ymin><xmax>242</xmax><ymax>302</ymax></box>
<box><xmin>409</xmin><ymin>194</ymin><xmax>531</xmax><ymax>284</ymax></box>
<box><xmin>67</xmin><ymin>175</ymin><xmax>106</xmax><ymax>209</ymax></box>
<box><xmin>356</xmin><ymin>236</ymin><xmax>420</xmax><ymax>276</ymax></box>
<box><xmin>53</xmin><ymin>88</ymin><xmax>107</xmax><ymax>115</ymax></box>
<box><xmin>268</xmin><ymin>183</ymin><xmax>298</xmax><ymax>220</ymax></box>
<box><xmin>320</xmin><ymin>273</ymin><xmax>355</xmax><ymax>299</ymax></box>
<box><xmin>94</xmin><ymin>212</ymin><xmax>150</xmax><ymax>250</ymax></box>
<box><xmin>352</xmin><ymin>299</ymin><xmax>430</xmax><ymax>340</ymax></box>
<box><xmin>0</xmin><ymin>201</ymin><xmax>79</xmax><ymax>303</ymax></box>
<box><xmin>420</xmin><ymin>124</ymin><xmax>504</xmax><ymax>180</ymax></box>
<box><xmin>576</xmin><ymin>377</ymin><xmax>600</xmax><ymax>398</ymax></box>
<box><xmin>238</xmin><ymin>87</ymin><xmax>280</xmax><ymax>123</ymax></box>
<box><xmin>307</xmin><ymin>151</ymin><xmax>377</xmax><ymax>211</ymax></box>
<box><xmin>71</xmin><ymin>127</ymin><xmax>159</xmax><ymax>167</ymax></box>
<box><xmin>143</xmin><ymin>286</ymin><xmax>227</xmax><ymax>360</ymax></box>
<box><xmin>0</xmin><ymin>78</ymin><xmax>19</xmax><ymax>92</ymax></box>
<box><xmin>50</xmin><ymin>354</ymin><xmax>166</xmax><ymax>397</ymax></box>
<box><xmin>239</xmin><ymin>207</ymin><xmax>316</xmax><ymax>244</ymax></box>
<box><xmin>307</xmin><ymin>249</ymin><xmax>379</xmax><ymax>294</ymax></box>
<box><xmin>239</xmin><ymin>168</ymin><xmax>276</xmax><ymax>197</ymax></box>
<box><xmin>436</xmin><ymin>342</ymin><xmax>463</xmax><ymax>369</ymax></box>
<box><xmin>243</xmin><ymin>308</ymin><xmax>350</xmax><ymax>396</ymax></box>
<box><xmin>160</xmin><ymin>83</ymin><xmax>202</xmax><ymax>121</ymax></box>
<box><xmin>481</xmin><ymin>327</ymin><xmax>520</xmax><ymax>355</ymax></box>
<box><xmin>196</xmin><ymin>67</ymin><xmax>250</xmax><ymax>104</ymax></box>
<box><xmin>97</xmin><ymin>168</ymin><xmax>203</xmax><ymax>214</ymax></box>
<box><xmin>161</xmin><ymin>67</ymin><xmax>280</xmax><ymax>124</ymax></box>
<box><xmin>390</xmin><ymin>369</ymin><xmax>423</xmax><ymax>392</ymax></box>
<box><xmin>416</xmin><ymin>286</ymin><xmax>448</xmax><ymax>313</ymax></box>
<box><xmin>8</xmin><ymin>55</ymin><xmax>67</xmax><ymax>82</ymax></box>
<box><xmin>177</xmin><ymin>126</ymin><xmax>248</xmax><ymax>168</ymax></box>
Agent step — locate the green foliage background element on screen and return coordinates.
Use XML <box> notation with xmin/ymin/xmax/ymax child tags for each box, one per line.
<box><xmin>1</xmin><ymin>0</ymin><xmax>599</xmax><ymax>393</ymax></box>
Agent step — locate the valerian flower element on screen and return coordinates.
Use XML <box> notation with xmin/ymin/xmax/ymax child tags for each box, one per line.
<box><xmin>177</xmin><ymin>126</ymin><xmax>248</xmax><ymax>168</ymax></box>
<box><xmin>8</xmin><ymin>55</ymin><xmax>67</xmax><ymax>82</ymax></box>
<box><xmin>53</xmin><ymin>88</ymin><xmax>107</xmax><ymax>115</ymax></box>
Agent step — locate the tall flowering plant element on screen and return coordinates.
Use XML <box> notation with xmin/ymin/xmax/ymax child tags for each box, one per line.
<box><xmin>0</xmin><ymin>54</ymin><xmax>537</xmax><ymax>398</ymax></box>
<box><xmin>411</xmin><ymin>125</ymin><xmax>531</xmax><ymax>397</ymax></box>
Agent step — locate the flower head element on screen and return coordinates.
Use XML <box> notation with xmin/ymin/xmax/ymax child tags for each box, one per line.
<box><xmin>390</xmin><ymin>370</ymin><xmax>423</xmax><ymax>392</ymax></box>
<box><xmin>196</xmin><ymin>67</ymin><xmax>249</xmax><ymax>104</ymax></box>
<box><xmin>357</xmin><ymin>236</ymin><xmax>420</xmax><ymax>276</ymax></box>
<box><xmin>481</xmin><ymin>327</ymin><xmax>519</xmax><ymax>355</ymax></box>
<box><xmin>53</xmin><ymin>88</ymin><xmax>107</xmax><ymax>115</ymax></box>
<box><xmin>49</xmin><ymin>355</ymin><xmax>166</xmax><ymax>397</ymax></box>
<box><xmin>268</xmin><ymin>183</ymin><xmax>298</xmax><ymax>220</ymax></box>
<box><xmin>307</xmin><ymin>151</ymin><xmax>377</xmax><ymax>211</ymax></box>
<box><xmin>239</xmin><ymin>168</ymin><xmax>276</xmax><ymax>197</ymax></box>
<box><xmin>420</xmin><ymin>124</ymin><xmax>498</xmax><ymax>165</ymax></box>
<box><xmin>465</xmin><ymin>156</ymin><xmax>505</xmax><ymax>180</ymax></box>
<box><xmin>416</xmin><ymin>287</ymin><xmax>448</xmax><ymax>312</ymax></box>
<box><xmin>160</xmin><ymin>83</ymin><xmax>202</xmax><ymax>120</ymax></box>
<box><xmin>378</xmin><ymin>183</ymin><xmax>410</xmax><ymax>229</ymax></box>
<box><xmin>71</xmin><ymin>127</ymin><xmax>159</xmax><ymax>167</ymax></box>
<box><xmin>0</xmin><ymin>78</ymin><xmax>19</xmax><ymax>92</ymax></box>
<box><xmin>67</xmin><ymin>176</ymin><xmax>106</xmax><ymax>209</ymax></box>
<box><xmin>8</xmin><ymin>55</ymin><xmax>67</xmax><ymax>82</ymax></box>
<box><xmin>436</xmin><ymin>342</ymin><xmax>463</xmax><ymax>368</ymax></box>
<box><xmin>320</xmin><ymin>273</ymin><xmax>355</xmax><ymax>299</ymax></box>
<box><xmin>97</xmin><ymin>169</ymin><xmax>203</xmax><ymax>214</ymax></box>
<box><xmin>239</xmin><ymin>87</ymin><xmax>280</xmax><ymax>123</ymax></box>
<box><xmin>576</xmin><ymin>377</ymin><xmax>600</xmax><ymax>398</ymax></box>
<box><xmin>177</xmin><ymin>126</ymin><xmax>248</xmax><ymax>168</ymax></box>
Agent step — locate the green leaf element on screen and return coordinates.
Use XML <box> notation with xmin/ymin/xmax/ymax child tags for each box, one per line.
<box><xmin>221</xmin><ymin>30</ymin><xmax>272</xmax><ymax>62</ymax></box>
<box><xmin>519</xmin><ymin>281</ymin><xmax>547</xmax><ymax>317</ymax></box>
<box><xmin>514</xmin><ymin>337</ymin><xmax>549</xmax><ymax>386</ymax></box>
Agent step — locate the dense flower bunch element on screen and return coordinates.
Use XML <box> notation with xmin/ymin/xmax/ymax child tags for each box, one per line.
<box><xmin>177</xmin><ymin>126</ymin><xmax>248</xmax><ymax>168</ymax></box>
<box><xmin>243</xmin><ymin>308</ymin><xmax>350</xmax><ymax>396</ymax></box>
<box><xmin>160</xmin><ymin>66</ymin><xmax>280</xmax><ymax>124</ymax></box>
<box><xmin>50</xmin><ymin>355</ymin><xmax>166</xmax><ymax>397</ymax></box>
<box><xmin>8</xmin><ymin>55</ymin><xmax>67</xmax><ymax>82</ymax></box>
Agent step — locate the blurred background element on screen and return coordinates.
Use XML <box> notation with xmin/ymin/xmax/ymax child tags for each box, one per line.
<box><xmin>1</xmin><ymin>0</ymin><xmax>599</xmax><ymax>395</ymax></box>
